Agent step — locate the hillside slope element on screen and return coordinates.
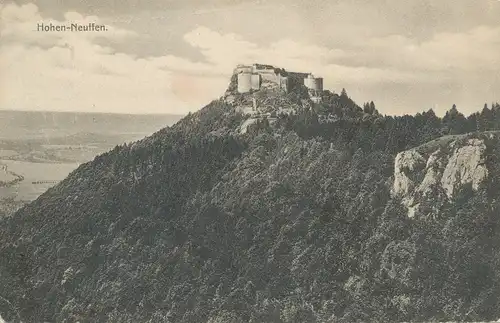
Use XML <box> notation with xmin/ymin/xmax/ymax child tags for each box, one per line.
<box><xmin>1</xmin><ymin>77</ymin><xmax>500</xmax><ymax>322</ymax></box>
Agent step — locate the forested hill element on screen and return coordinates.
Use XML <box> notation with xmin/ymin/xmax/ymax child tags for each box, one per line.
<box><xmin>1</xmin><ymin>86</ymin><xmax>500</xmax><ymax>323</ymax></box>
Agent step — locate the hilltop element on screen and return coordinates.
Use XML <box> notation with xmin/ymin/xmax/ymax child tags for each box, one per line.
<box><xmin>0</xmin><ymin>65</ymin><xmax>500</xmax><ymax>322</ymax></box>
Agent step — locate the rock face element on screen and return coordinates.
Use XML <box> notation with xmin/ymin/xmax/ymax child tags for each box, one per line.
<box><xmin>441</xmin><ymin>138</ymin><xmax>488</xmax><ymax>198</ymax></box>
<box><xmin>392</xmin><ymin>133</ymin><xmax>493</xmax><ymax>218</ymax></box>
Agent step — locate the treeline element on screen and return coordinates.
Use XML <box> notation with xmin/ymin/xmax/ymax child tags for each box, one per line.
<box><xmin>277</xmin><ymin>94</ymin><xmax>500</xmax><ymax>154</ymax></box>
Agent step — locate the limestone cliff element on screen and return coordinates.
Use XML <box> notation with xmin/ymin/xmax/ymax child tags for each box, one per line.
<box><xmin>391</xmin><ymin>132</ymin><xmax>497</xmax><ymax>218</ymax></box>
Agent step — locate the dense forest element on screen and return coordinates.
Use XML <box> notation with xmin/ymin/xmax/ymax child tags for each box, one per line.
<box><xmin>1</xmin><ymin>88</ymin><xmax>500</xmax><ymax>322</ymax></box>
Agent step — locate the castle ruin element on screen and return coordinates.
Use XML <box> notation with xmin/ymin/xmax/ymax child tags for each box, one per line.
<box><xmin>236</xmin><ymin>64</ymin><xmax>289</xmax><ymax>93</ymax></box>
<box><xmin>234</xmin><ymin>64</ymin><xmax>324</xmax><ymax>102</ymax></box>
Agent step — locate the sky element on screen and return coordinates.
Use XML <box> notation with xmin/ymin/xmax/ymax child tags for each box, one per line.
<box><xmin>1</xmin><ymin>0</ymin><xmax>499</xmax><ymax>116</ymax></box>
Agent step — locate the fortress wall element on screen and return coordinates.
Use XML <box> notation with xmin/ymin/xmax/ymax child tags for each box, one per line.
<box><xmin>304</xmin><ymin>76</ymin><xmax>324</xmax><ymax>91</ymax></box>
<box><xmin>315</xmin><ymin>78</ymin><xmax>324</xmax><ymax>91</ymax></box>
<box><xmin>237</xmin><ymin>73</ymin><xmax>252</xmax><ymax>93</ymax></box>
<box><xmin>252</xmin><ymin>64</ymin><xmax>275</xmax><ymax>72</ymax></box>
<box><xmin>251</xmin><ymin>74</ymin><xmax>261</xmax><ymax>90</ymax></box>
<box><xmin>236</xmin><ymin>64</ymin><xmax>321</xmax><ymax>94</ymax></box>
<box><xmin>281</xmin><ymin>78</ymin><xmax>289</xmax><ymax>92</ymax></box>
<box><xmin>289</xmin><ymin>72</ymin><xmax>310</xmax><ymax>79</ymax></box>
<box><xmin>258</xmin><ymin>70</ymin><xmax>279</xmax><ymax>83</ymax></box>
<box><xmin>304</xmin><ymin>77</ymin><xmax>314</xmax><ymax>89</ymax></box>
<box><xmin>277</xmin><ymin>74</ymin><xmax>289</xmax><ymax>91</ymax></box>
<box><xmin>236</xmin><ymin>65</ymin><xmax>253</xmax><ymax>74</ymax></box>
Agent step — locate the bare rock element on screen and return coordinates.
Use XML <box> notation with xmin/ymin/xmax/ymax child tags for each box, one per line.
<box><xmin>392</xmin><ymin>133</ymin><xmax>494</xmax><ymax>218</ymax></box>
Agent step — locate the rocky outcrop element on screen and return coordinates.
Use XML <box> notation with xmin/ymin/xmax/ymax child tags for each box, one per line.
<box><xmin>441</xmin><ymin>138</ymin><xmax>488</xmax><ymax>198</ymax></box>
<box><xmin>392</xmin><ymin>133</ymin><xmax>494</xmax><ymax>218</ymax></box>
<box><xmin>393</xmin><ymin>150</ymin><xmax>426</xmax><ymax>197</ymax></box>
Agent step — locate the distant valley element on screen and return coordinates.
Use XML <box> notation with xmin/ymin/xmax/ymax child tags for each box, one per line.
<box><xmin>0</xmin><ymin>110</ymin><xmax>183</xmax><ymax>217</ymax></box>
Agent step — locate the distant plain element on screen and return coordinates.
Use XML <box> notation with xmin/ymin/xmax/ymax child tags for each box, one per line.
<box><xmin>0</xmin><ymin>110</ymin><xmax>183</xmax><ymax>215</ymax></box>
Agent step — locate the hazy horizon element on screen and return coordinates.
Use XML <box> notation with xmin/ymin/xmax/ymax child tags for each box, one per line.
<box><xmin>1</xmin><ymin>0</ymin><xmax>499</xmax><ymax>116</ymax></box>
<box><xmin>0</xmin><ymin>108</ymin><xmax>186</xmax><ymax>117</ymax></box>
<box><xmin>0</xmin><ymin>101</ymin><xmax>497</xmax><ymax>119</ymax></box>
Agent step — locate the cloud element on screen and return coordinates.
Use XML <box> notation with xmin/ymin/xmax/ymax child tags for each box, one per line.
<box><xmin>341</xmin><ymin>25</ymin><xmax>500</xmax><ymax>75</ymax></box>
<box><xmin>183</xmin><ymin>26</ymin><xmax>259</xmax><ymax>70</ymax></box>
<box><xmin>178</xmin><ymin>26</ymin><xmax>453</xmax><ymax>86</ymax></box>
<box><xmin>0</xmin><ymin>4</ymin><xmax>136</xmax><ymax>45</ymax></box>
<box><xmin>0</xmin><ymin>3</ymin><xmax>226</xmax><ymax>114</ymax></box>
<box><xmin>178</xmin><ymin>24</ymin><xmax>499</xmax><ymax>116</ymax></box>
<box><xmin>1</xmin><ymin>1</ymin><xmax>499</xmax><ymax>117</ymax></box>
<box><xmin>11</xmin><ymin>0</ymin><xmax>265</xmax><ymax>16</ymax></box>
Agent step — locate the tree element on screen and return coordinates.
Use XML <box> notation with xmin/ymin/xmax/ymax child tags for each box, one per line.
<box><xmin>443</xmin><ymin>105</ymin><xmax>468</xmax><ymax>135</ymax></box>
<box><xmin>478</xmin><ymin>105</ymin><xmax>494</xmax><ymax>131</ymax></box>
<box><xmin>363</xmin><ymin>103</ymin><xmax>370</xmax><ymax>114</ymax></box>
<box><xmin>363</xmin><ymin>102</ymin><xmax>377</xmax><ymax>115</ymax></box>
